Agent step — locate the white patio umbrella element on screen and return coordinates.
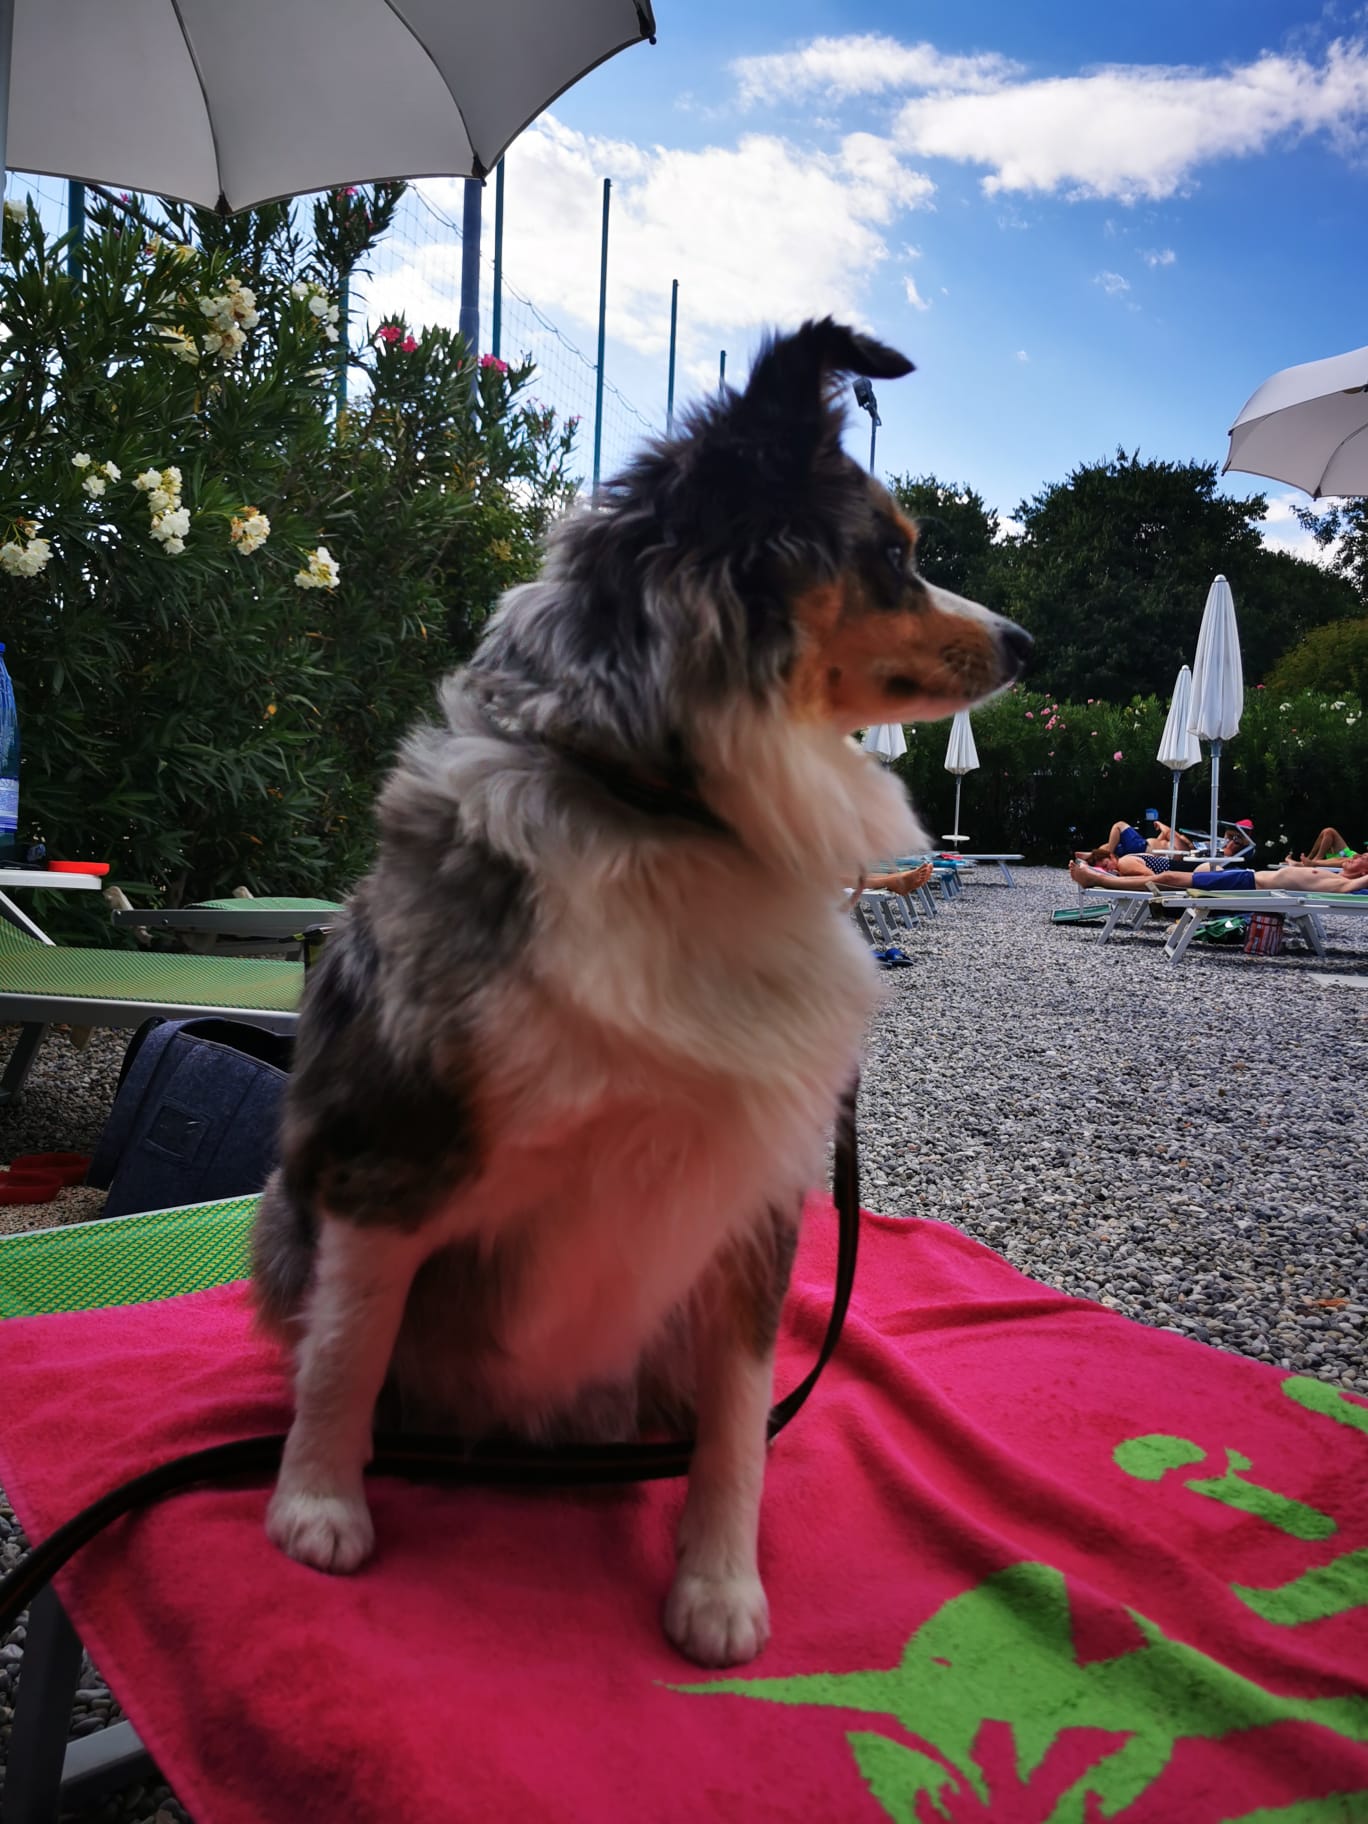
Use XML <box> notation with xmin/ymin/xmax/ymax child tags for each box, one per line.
<box><xmin>1224</xmin><ymin>343</ymin><xmax>1368</xmax><ymax>499</ymax></box>
<box><xmin>1187</xmin><ymin>576</ymin><xmax>1244</xmax><ymax>857</ymax></box>
<box><xmin>863</xmin><ymin>723</ymin><xmax>907</xmax><ymax>763</ymax></box>
<box><xmin>0</xmin><ymin>0</ymin><xmax>656</xmax><ymax>208</ymax></box>
<box><xmin>1156</xmin><ymin>663</ymin><xmax>1202</xmax><ymax>843</ymax></box>
<box><xmin>942</xmin><ymin>709</ymin><xmax>979</xmax><ymax>846</ymax></box>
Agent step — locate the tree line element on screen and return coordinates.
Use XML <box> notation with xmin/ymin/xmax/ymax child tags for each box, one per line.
<box><xmin>889</xmin><ymin>453</ymin><xmax>1368</xmax><ymax>703</ymax></box>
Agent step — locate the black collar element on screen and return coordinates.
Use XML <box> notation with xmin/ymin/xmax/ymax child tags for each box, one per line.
<box><xmin>548</xmin><ymin>739</ymin><xmax>735</xmax><ymax>839</ymax></box>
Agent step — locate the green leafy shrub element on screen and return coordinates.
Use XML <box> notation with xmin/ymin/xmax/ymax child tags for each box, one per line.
<box><xmin>1265</xmin><ymin>618</ymin><xmax>1368</xmax><ymax>700</ymax></box>
<box><xmin>0</xmin><ymin>191</ymin><xmax>575</xmax><ymax>936</ymax></box>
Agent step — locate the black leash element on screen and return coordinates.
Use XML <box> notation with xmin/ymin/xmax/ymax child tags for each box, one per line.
<box><xmin>0</xmin><ymin>1084</ymin><xmax>861</xmax><ymax>1631</ymax></box>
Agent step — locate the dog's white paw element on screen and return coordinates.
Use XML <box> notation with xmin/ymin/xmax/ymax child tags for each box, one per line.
<box><xmin>266</xmin><ymin>1484</ymin><xmax>375</xmax><ymax>1574</ymax></box>
<box><xmin>664</xmin><ymin>1569</ymin><xmax>770</xmax><ymax>1667</ymax></box>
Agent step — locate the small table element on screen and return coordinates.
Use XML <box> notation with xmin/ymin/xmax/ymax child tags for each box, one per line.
<box><xmin>0</xmin><ymin>868</ymin><xmax>103</xmax><ymax>943</ymax></box>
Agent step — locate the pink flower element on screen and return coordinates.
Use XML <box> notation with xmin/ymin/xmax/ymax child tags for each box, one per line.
<box><xmin>341</xmin><ymin>186</ymin><xmax>359</xmax><ymax>198</ymax></box>
<box><xmin>1025</xmin><ymin>711</ymin><xmax>1034</xmax><ymax>719</ymax></box>
<box><xmin>377</xmin><ymin>324</ymin><xmax>402</xmax><ymax>344</ymax></box>
<box><xmin>480</xmin><ymin>353</ymin><xmax>509</xmax><ymax>374</ymax></box>
<box><xmin>1256</xmin><ymin>684</ymin><xmax>1265</xmax><ymax>690</ymax></box>
<box><xmin>1047</xmin><ymin>750</ymin><xmax>1054</xmax><ymax>756</ymax></box>
<box><xmin>1113</xmin><ymin>750</ymin><xmax>1123</xmax><ymax>761</ymax></box>
<box><xmin>400</xmin><ymin>334</ymin><xmax>417</xmax><ymax>353</ymax></box>
<box><xmin>1087</xmin><ymin>698</ymin><xmax>1094</xmax><ymax>704</ymax></box>
<box><xmin>1090</xmin><ymin>730</ymin><xmax>1097</xmax><ymax>736</ymax></box>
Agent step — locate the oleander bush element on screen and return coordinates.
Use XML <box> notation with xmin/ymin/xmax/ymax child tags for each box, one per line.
<box><xmin>0</xmin><ymin>186</ymin><xmax>575</xmax><ymax>937</ymax></box>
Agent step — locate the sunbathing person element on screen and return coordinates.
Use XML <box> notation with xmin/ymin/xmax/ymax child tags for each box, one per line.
<box><xmin>1068</xmin><ymin>828</ymin><xmax>1250</xmax><ymax>892</ymax></box>
<box><xmin>1290</xmin><ymin>827</ymin><xmax>1360</xmax><ymax>865</ymax></box>
<box><xmin>1181</xmin><ymin>852</ymin><xmax>1368</xmax><ymax>895</ymax></box>
<box><xmin>862</xmin><ymin>861</ymin><xmax>935</xmax><ymax>897</ymax></box>
<box><xmin>1077</xmin><ymin>820</ymin><xmax>1191</xmax><ymax>867</ymax></box>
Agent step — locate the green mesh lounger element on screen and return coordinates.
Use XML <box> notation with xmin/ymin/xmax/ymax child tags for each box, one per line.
<box><xmin>0</xmin><ymin>916</ymin><xmax>303</xmax><ymax>1104</ymax></box>
<box><xmin>109</xmin><ymin>896</ymin><xmax>343</xmax><ymax>942</ymax></box>
<box><xmin>0</xmin><ymin>1193</ymin><xmax>258</xmax><ymax>1814</ymax></box>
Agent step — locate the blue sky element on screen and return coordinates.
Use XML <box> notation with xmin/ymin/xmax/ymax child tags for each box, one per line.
<box><xmin>433</xmin><ymin>0</ymin><xmax>1368</xmax><ymax>555</ymax></box>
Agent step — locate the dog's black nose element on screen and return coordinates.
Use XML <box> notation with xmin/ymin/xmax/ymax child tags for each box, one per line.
<box><xmin>1000</xmin><ymin>620</ymin><xmax>1033</xmax><ymax>674</ymax></box>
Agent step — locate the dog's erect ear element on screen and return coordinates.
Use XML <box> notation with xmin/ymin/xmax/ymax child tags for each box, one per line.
<box><xmin>746</xmin><ymin>318</ymin><xmax>914</xmax><ymax>404</ymax></box>
<box><xmin>722</xmin><ymin>317</ymin><xmax>915</xmax><ymax>492</ymax></box>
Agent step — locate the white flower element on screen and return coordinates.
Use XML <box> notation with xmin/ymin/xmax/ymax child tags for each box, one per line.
<box><xmin>147</xmin><ymin>487</ymin><xmax>172</xmax><ymax>514</ymax></box>
<box><xmin>324</xmin><ymin>326</ymin><xmax>339</xmax><ymax>343</ymax></box>
<box><xmin>103</xmin><ymin>461</ymin><xmax>121</xmax><ymax>482</ymax></box>
<box><xmin>134</xmin><ymin>468</ymin><xmax>162</xmax><ymax>492</ymax></box>
<box><xmin>82</xmin><ymin>475</ymin><xmax>107</xmax><ymax>498</ymax></box>
<box><xmin>293</xmin><ymin>545</ymin><xmax>341</xmax><ymax>590</ymax></box>
<box><xmin>154</xmin><ymin>506</ymin><xmax>191</xmax><ymax>540</ymax></box>
<box><xmin>291</xmin><ymin>281</ymin><xmax>309</xmax><ymax>300</ymax></box>
<box><xmin>230</xmin><ymin>508</ymin><xmax>270</xmax><ymax>555</ymax></box>
<box><xmin>1279</xmin><ymin>702</ymin><xmax>1291</xmax><ymax>711</ymax></box>
<box><xmin>1349</xmin><ymin>716</ymin><xmax>1358</xmax><ymax>725</ymax></box>
<box><xmin>0</xmin><ymin>535</ymin><xmax>51</xmax><ymax>576</ymax></box>
<box><xmin>164</xmin><ymin>466</ymin><xmax>182</xmax><ymax>488</ymax></box>
<box><xmin>3</xmin><ymin>199</ymin><xmax>25</xmax><ymax>224</ymax></box>
<box><xmin>1332</xmin><ymin>700</ymin><xmax>1346</xmax><ymax>710</ymax></box>
<box><xmin>72</xmin><ymin>452</ymin><xmax>92</xmax><ymax>469</ymax></box>
<box><xmin>161</xmin><ymin>536</ymin><xmax>185</xmax><ymax>555</ymax></box>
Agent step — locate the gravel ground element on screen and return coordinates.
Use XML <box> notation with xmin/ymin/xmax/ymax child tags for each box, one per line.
<box><xmin>0</xmin><ymin>863</ymin><xmax>1365</xmax><ymax>1820</ymax></box>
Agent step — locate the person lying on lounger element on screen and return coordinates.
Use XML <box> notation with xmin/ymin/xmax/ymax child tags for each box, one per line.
<box><xmin>1180</xmin><ymin>852</ymin><xmax>1368</xmax><ymax>895</ymax></box>
<box><xmin>1067</xmin><ymin>828</ymin><xmax>1252</xmax><ymax>892</ymax></box>
<box><xmin>860</xmin><ymin>861</ymin><xmax>935</xmax><ymax>897</ymax></box>
<box><xmin>1077</xmin><ymin>820</ymin><xmax>1192</xmax><ymax>868</ymax></box>
<box><xmin>1288</xmin><ymin>827</ymin><xmax>1360</xmax><ymax>865</ymax></box>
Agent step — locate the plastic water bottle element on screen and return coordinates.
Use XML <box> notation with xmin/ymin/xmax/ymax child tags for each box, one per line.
<box><xmin>0</xmin><ymin>645</ymin><xmax>19</xmax><ymax>865</ymax></box>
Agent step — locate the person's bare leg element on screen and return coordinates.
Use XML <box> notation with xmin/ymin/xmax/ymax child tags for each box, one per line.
<box><xmin>1304</xmin><ymin>828</ymin><xmax>1351</xmax><ymax>862</ymax></box>
<box><xmin>1070</xmin><ymin>858</ymin><xmax>1140</xmax><ymax>891</ymax></box>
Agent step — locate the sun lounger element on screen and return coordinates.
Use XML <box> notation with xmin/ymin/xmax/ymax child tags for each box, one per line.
<box><xmin>0</xmin><ymin>916</ymin><xmax>303</xmax><ymax>1104</ymax></box>
<box><xmin>1153</xmin><ymin>889</ymin><xmax>1368</xmax><ymax>965</ymax></box>
<box><xmin>109</xmin><ymin>897</ymin><xmax>341</xmax><ymax>942</ymax></box>
<box><xmin>952</xmin><ymin>852</ymin><xmax>1024</xmax><ymax>886</ymax></box>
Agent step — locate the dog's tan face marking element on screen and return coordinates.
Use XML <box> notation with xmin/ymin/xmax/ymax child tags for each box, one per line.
<box><xmin>786</xmin><ymin>495</ymin><xmax>1013</xmax><ymax>730</ymax></box>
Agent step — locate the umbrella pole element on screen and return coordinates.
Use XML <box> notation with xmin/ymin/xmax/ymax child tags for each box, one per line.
<box><xmin>1169</xmin><ymin>771</ymin><xmax>1180</xmax><ymax>845</ymax></box>
<box><xmin>953</xmin><ymin>776</ymin><xmax>962</xmax><ymax>840</ymax></box>
<box><xmin>1208</xmin><ymin>739</ymin><xmax>1222</xmax><ymax>860</ymax></box>
<box><xmin>0</xmin><ymin>0</ymin><xmax>13</xmax><ymax>198</ymax></box>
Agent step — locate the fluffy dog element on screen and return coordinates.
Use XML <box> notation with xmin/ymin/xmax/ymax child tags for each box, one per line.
<box><xmin>251</xmin><ymin>319</ymin><xmax>1031</xmax><ymax>1667</ymax></box>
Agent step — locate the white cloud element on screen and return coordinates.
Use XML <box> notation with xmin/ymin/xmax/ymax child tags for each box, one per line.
<box><xmin>1095</xmin><ymin>270</ymin><xmax>1131</xmax><ymax>295</ymax></box>
<box><xmin>903</xmin><ymin>274</ymin><xmax>930</xmax><ymax>311</ymax></box>
<box><xmin>373</xmin><ymin>118</ymin><xmax>935</xmax><ymax>375</ymax></box>
<box><xmin>892</xmin><ymin>40</ymin><xmax>1368</xmax><ymax>202</ymax></box>
<box><xmin>733</xmin><ymin>34</ymin><xmax>1020</xmax><ymax>105</ymax></box>
<box><xmin>1141</xmin><ymin>247</ymin><xmax>1178</xmax><ymax>266</ymax></box>
<box><xmin>1015</xmin><ymin>348</ymin><xmax>1029</xmax><ymax>362</ymax></box>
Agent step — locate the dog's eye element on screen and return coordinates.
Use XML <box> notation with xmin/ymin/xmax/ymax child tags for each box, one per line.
<box><xmin>885</xmin><ymin>542</ymin><xmax>908</xmax><ymax>576</ymax></box>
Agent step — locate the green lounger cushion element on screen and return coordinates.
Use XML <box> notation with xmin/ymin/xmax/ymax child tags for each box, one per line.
<box><xmin>0</xmin><ymin>1193</ymin><xmax>257</xmax><ymax>1320</ymax></box>
<box><xmin>0</xmin><ymin>918</ymin><xmax>302</xmax><ymax>1010</ymax></box>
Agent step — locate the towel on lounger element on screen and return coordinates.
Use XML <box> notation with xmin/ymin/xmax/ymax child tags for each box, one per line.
<box><xmin>0</xmin><ymin>1204</ymin><xmax>1365</xmax><ymax>1823</ymax></box>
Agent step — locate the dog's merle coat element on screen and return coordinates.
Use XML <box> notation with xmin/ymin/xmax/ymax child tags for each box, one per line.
<box><xmin>251</xmin><ymin>319</ymin><xmax>1030</xmax><ymax>1666</ymax></box>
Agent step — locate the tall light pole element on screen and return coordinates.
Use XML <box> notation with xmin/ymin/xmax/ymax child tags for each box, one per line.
<box><xmin>852</xmin><ymin>376</ymin><xmax>880</xmax><ymax>473</ymax></box>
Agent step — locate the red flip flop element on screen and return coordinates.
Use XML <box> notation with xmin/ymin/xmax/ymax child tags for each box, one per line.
<box><xmin>9</xmin><ymin>1151</ymin><xmax>90</xmax><ymax>1187</ymax></box>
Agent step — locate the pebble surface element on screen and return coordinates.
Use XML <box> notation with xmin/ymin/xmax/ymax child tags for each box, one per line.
<box><xmin>0</xmin><ymin>864</ymin><xmax>1364</xmax><ymax>1819</ymax></box>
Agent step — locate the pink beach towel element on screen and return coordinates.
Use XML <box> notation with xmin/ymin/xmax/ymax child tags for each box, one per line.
<box><xmin>0</xmin><ymin>1203</ymin><xmax>1365</xmax><ymax>1822</ymax></box>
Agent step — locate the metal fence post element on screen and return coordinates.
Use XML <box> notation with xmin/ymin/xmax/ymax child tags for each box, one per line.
<box><xmin>334</xmin><ymin>271</ymin><xmax>349</xmax><ymax>422</ymax></box>
<box><xmin>718</xmin><ymin>349</ymin><xmax>726</xmax><ymax>394</ymax></box>
<box><xmin>0</xmin><ymin>0</ymin><xmax>13</xmax><ymax>201</ymax></box>
<box><xmin>491</xmin><ymin>159</ymin><xmax>505</xmax><ymax>360</ymax></box>
<box><xmin>592</xmin><ymin>177</ymin><xmax>611</xmax><ymax>496</ymax></box>
<box><xmin>66</xmin><ymin>182</ymin><xmax>85</xmax><ymax>283</ymax></box>
<box><xmin>459</xmin><ymin>176</ymin><xmax>482</xmax><ymax>358</ymax></box>
<box><xmin>666</xmin><ymin>278</ymin><xmax>678</xmax><ymax>435</ymax></box>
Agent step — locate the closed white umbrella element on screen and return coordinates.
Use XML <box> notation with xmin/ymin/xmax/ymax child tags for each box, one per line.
<box><xmin>0</xmin><ymin>0</ymin><xmax>655</xmax><ymax>208</ymax></box>
<box><xmin>1225</xmin><ymin>344</ymin><xmax>1368</xmax><ymax>499</ymax></box>
<box><xmin>863</xmin><ymin>723</ymin><xmax>907</xmax><ymax>762</ymax></box>
<box><xmin>1156</xmin><ymin>663</ymin><xmax>1201</xmax><ymax>844</ymax></box>
<box><xmin>943</xmin><ymin>709</ymin><xmax>979</xmax><ymax>846</ymax></box>
<box><xmin>1187</xmin><ymin>576</ymin><xmax>1244</xmax><ymax>857</ymax></box>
